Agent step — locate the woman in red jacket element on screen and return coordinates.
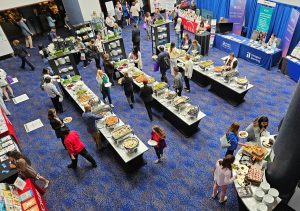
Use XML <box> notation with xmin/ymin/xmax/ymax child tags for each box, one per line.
<box><xmin>150</xmin><ymin>125</ymin><xmax>167</xmax><ymax>164</ymax></box>
<box><xmin>61</xmin><ymin>129</ymin><xmax>97</xmax><ymax>169</ymax></box>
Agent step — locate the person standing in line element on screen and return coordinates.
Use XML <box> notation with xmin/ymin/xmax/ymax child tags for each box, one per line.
<box><xmin>61</xmin><ymin>129</ymin><xmax>97</xmax><ymax>169</ymax></box>
<box><xmin>82</xmin><ymin>104</ymin><xmax>104</xmax><ymax>150</ymax></box>
<box><xmin>150</xmin><ymin>125</ymin><xmax>167</xmax><ymax>163</ymax></box>
<box><xmin>132</xmin><ymin>24</ymin><xmax>141</xmax><ymax>51</ymax></box>
<box><xmin>173</xmin><ymin>67</ymin><xmax>183</xmax><ymax>96</ymax></box>
<box><xmin>144</xmin><ymin>12</ymin><xmax>152</xmax><ymax>40</ymax></box>
<box><xmin>140</xmin><ymin>79</ymin><xmax>154</xmax><ymax>121</ymax></box>
<box><xmin>48</xmin><ymin>108</ymin><xmax>68</xmax><ymax>149</ymax></box>
<box><xmin>75</xmin><ymin>37</ymin><xmax>89</xmax><ymax>68</ymax></box>
<box><xmin>46</xmin><ymin>13</ymin><xmax>56</xmax><ymax>28</ymax></box>
<box><xmin>169</xmin><ymin>42</ymin><xmax>180</xmax><ymax>76</ymax></box>
<box><xmin>43</xmin><ymin>77</ymin><xmax>64</xmax><ymax>113</ymax></box>
<box><xmin>96</xmin><ymin>69</ymin><xmax>114</xmax><ymax>108</ymax></box>
<box><xmin>187</xmin><ymin>39</ymin><xmax>201</xmax><ymax>55</ymax></box>
<box><xmin>225</xmin><ymin>122</ymin><xmax>247</xmax><ymax>156</ymax></box>
<box><xmin>16</xmin><ymin>17</ymin><xmax>34</xmax><ymax>48</ymax></box>
<box><xmin>183</xmin><ymin>54</ymin><xmax>193</xmax><ymax>92</ymax></box>
<box><xmin>105</xmin><ymin>14</ymin><xmax>116</xmax><ymax>32</ymax></box>
<box><xmin>7</xmin><ymin>151</ymin><xmax>50</xmax><ymax>193</ymax></box>
<box><xmin>245</xmin><ymin>116</ymin><xmax>269</xmax><ymax>144</ymax></box>
<box><xmin>0</xmin><ymin>89</ymin><xmax>11</xmax><ymax>116</ymax></box>
<box><xmin>103</xmin><ymin>54</ymin><xmax>115</xmax><ymax>86</ymax></box>
<box><xmin>128</xmin><ymin>47</ymin><xmax>143</xmax><ymax>70</ymax></box>
<box><xmin>119</xmin><ymin>72</ymin><xmax>135</xmax><ymax>109</ymax></box>
<box><xmin>87</xmin><ymin>39</ymin><xmax>101</xmax><ymax>69</ymax></box>
<box><xmin>95</xmin><ymin>34</ymin><xmax>105</xmax><ymax>57</ymax></box>
<box><xmin>115</xmin><ymin>1</ymin><xmax>123</xmax><ymax>28</ymax></box>
<box><xmin>130</xmin><ymin>2</ymin><xmax>140</xmax><ymax>25</ymax></box>
<box><xmin>12</xmin><ymin>40</ymin><xmax>35</xmax><ymax>71</ymax></box>
<box><xmin>212</xmin><ymin>154</ymin><xmax>237</xmax><ymax>203</ymax></box>
<box><xmin>0</xmin><ymin>68</ymin><xmax>15</xmax><ymax>101</ymax></box>
<box><xmin>174</xmin><ymin>17</ymin><xmax>183</xmax><ymax>49</ymax></box>
<box><xmin>123</xmin><ymin>1</ymin><xmax>131</xmax><ymax>26</ymax></box>
<box><xmin>113</xmin><ymin>23</ymin><xmax>122</xmax><ymax>35</ymax></box>
<box><xmin>157</xmin><ymin>46</ymin><xmax>170</xmax><ymax>84</ymax></box>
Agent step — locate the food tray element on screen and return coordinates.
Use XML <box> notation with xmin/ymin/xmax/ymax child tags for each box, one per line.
<box><xmin>236</xmin><ymin>186</ymin><xmax>253</xmax><ymax>198</ymax></box>
<box><xmin>214</xmin><ymin>66</ymin><xmax>224</xmax><ymax>72</ymax></box>
<box><xmin>111</xmin><ymin>125</ymin><xmax>133</xmax><ymax>140</ymax></box>
<box><xmin>243</xmin><ymin>145</ymin><xmax>267</xmax><ymax>160</ymax></box>
<box><xmin>105</xmin><ymin>116</ymin><xmax>119</xmax><ymax>127</ymax></box>
<box><xmin>173</xmin><ymin>96</ymin><xmax>189</xmax><ymax>107</ymax></box>
<box><xmin>123</xmin><ymin>137</ymin><xmax>139</xmax><ymax>152</ymax></box>
<box><xmin>164</xmin><ymin>90</ymin><xmax>177</xmax><ymax>100</ymax></box>
<box><xmin>236</xmin><ymin>77</ymin><xmax>249</xmax><ymax>85</ymax></box>
<box><xmin>199</xmin><ymin>60</ymin><xmax>214</xmax><ymax>69</ymax></box>
<box><xmin>153</xmin><ymin>82</ymin><xmax>168</xmax><ymax>91</ymax></box>
<box><xmin>247</xmin><ymin>166</ymin><xmax>263</xmax><ymax>185</ymax></box>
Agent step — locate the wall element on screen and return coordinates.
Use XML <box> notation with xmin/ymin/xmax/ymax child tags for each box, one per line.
<box><xmin>61</xmin><ymin>0</ymin><xmax>83</xmax><ymax>25</ymax></box>
<box><xmin>0</xmin><ymin>0</ymin><xmax>48</xmax><ymax>11</ymax></box>
<box><xmin>78</xmin><ymin>0</ymin><xmax>102</xmax><ymax>22</ymax></box>
<box><xmin>0</xmin><ymin>25</ymin><xmax>13</xmax><ymax>57</ymax></box>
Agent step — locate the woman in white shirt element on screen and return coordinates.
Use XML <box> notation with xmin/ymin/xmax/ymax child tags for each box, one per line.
<box><xmin>183</xmin><ymin>54</ymin><xmax>193</xmax><ymax>92</ymax></box>
<box><xmin>169</xmin><ymin>42</ymin><xmax>181</xmax><ymax>76</ymax></box>
<box><xmin>130</xmin><ymin>2</ymin><xmax>140</xmax><ymax>25</ymax></box>
<box><xmin>128</xmin><ymin>48</ymin><xmax>143</xmax><ymax>70</ymax></box>
<box><xmin>95</xmin><ymin>34</ymin><xmax>104</xmax><ymax>55</ymax></box>
<box><xmin>245</xmin><ymin>116</ymin><xmax>269</xmax><ymax>145</ymax></box>
<box><xmin>105</xmin><ymin>14</ymin><xmax>116</xmax><ymax>32</ymax></box>
<box><xmin>212</xmin><ymin>155</ymin><xmax>236</xmax><ymax>203</ymax></box>
<box><xmin>0</xmin><ymin>68</ymin><xmax>14</xmax><ymax>101</ymax></box>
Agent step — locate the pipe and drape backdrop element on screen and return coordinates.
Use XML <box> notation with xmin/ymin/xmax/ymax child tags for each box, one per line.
<box><xmin>195</xmin><ymin>0</ymin><xmax>300</xmax><ymax>54</ymax></box>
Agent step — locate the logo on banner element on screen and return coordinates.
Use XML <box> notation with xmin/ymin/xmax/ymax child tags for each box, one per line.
<box><xmin>246</xmin><ymin>52</ymin><xmax>261</xmax><ymax>64</ymax></box>
<box><xmin>186</xmin><ymin>21</ymin><xmax>196</xmax><ymax>33</ymax></box>
<box><xmin>222</xmin><ymin>41</ymin><xmax>231</xmax><ymax>50</ymax></box>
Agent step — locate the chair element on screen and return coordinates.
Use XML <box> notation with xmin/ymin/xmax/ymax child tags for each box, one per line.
<box><xmin>251</xmin><ymin>30</ymin><xmax>259</xmax><ymax>40</ymax></box>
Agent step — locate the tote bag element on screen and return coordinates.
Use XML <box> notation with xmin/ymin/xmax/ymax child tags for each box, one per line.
<box><xmin>220</xmin><ymin>134</ymin><xmax>231</xmax><ymax>148</ymax></box>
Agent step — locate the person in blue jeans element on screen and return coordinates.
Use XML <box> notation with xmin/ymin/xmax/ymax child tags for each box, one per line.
<box><xmin>225</xmin><ymin>122</ymin><xmax>246</xmax><ymax>156</ymax></box>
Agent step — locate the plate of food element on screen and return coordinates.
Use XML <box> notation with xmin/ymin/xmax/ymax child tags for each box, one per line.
<box><xmin>147</xmin><ymin>139</ymin><xmax>157</xmax><ymax>146</ymax></box>
<box><xmin>262</xmin><ymin>137</ymin><xmax>274</xmax><ymax>148</ymax></box>
<box><xmin>63</xmin><ymin>117</ymin><xmax>72</xmax><ymax>124</ymax></box>
<box><xmin>239</xmin><ymin>131</ymin><xmax>248</xmax><ymax>138</ymax></box>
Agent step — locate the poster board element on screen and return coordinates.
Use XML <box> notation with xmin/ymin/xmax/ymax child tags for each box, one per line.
<box><xmin>0</xmin><ymin>26</ymin><xmax>13</xmax><ymax>57</ymax></box>
<box><xmin>105</xmin><ymin>1</ymin><xmax>115</xmax><ymax>16</ymax></box>
<box><xmin>149</xmin><ymin>0</ymin><xmax>176</xmax><ymax>13</ymax></box>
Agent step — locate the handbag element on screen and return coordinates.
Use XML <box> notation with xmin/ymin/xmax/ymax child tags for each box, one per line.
<box><xmin>220</xmin><ymin>134</ymin><xmax>231</xmax><ymax>148</ymax></box>
<box><xmin>153</xmin><ymin>62</ymin><xmax>159</xmax><ymax>72</ymax></box>
<box><xmin>6</xmin><ymin>75</ymin><xmax>14</xmax><ymax>84</ymax></box>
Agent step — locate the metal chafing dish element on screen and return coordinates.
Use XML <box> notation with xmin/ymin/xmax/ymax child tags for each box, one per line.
<box><xmin>104</xmin><ymin>115</ymin><xmax>119</xmax><ymax>129</ymax></box>
<box><xmin>111</xmin><ymin>125</ymin><xmax>134</xmax><ymax>144</ymax></box>
<box><xmin>164</xmin><ymin>90</ymin><xmax>177</xmax><ymax>101</ymax></box>
<box><xmin>92</xmin><ymin>103</ymin><xmax>112</xmax><ymax>116</ymax></box>
<box><xmin>153</xmin><ymin>82</ymin><xmax>169</xmax><ymax>96</ymax></box>
<box><xmin>186</xmin><ymin>105</ymin><xmax>200</xmax><ymax>118</ymax></box>
<box><xmin>172</xmin><ymin>96</ymin><xmax>189</xmax><ymax>110</ymax></box>
<box><xmin>122</xmin><ymin>137</ymin><xmax>139</xmax><ymax>154</ymax></box>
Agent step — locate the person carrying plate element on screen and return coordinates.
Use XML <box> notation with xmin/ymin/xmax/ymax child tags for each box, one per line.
<box><xmin>150</xmin><ymin>125</ymin><xmax>167</xmax><ymax>164</ymax></box>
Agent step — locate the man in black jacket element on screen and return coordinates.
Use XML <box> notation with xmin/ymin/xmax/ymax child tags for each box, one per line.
<box><xmin>12</xmin><ymin>39</ymin><xmax>35</xmax><ymax>71</ymax></box>
<box><xmin>157</xmin><ymin>46</ymin><xmax>170</xmax><ymax>84</ymax></box>
<box><xmin>132</xmin><ymin>24</ymin><xmax>140</xmax><ymax>51</ymax></box>
<box><xmin>120</xmin><ymin>72</ymin><xmax>135</xmax><ymax>109</ymax></box>
<box><xmin>103</xmin><ymin>54</ymin><xmax>115</xmax><ymax>86</ymax></box>
<box><xmin>140</xmin><ymin>80</ymin><xmax>153</xmax><ymax>121</ymax></box>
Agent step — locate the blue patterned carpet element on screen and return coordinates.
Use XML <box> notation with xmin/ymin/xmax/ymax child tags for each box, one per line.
<box><xmin>0</xmin><ymin>23</ymin><xmax>297</xmax><ymax>211</ymax></box>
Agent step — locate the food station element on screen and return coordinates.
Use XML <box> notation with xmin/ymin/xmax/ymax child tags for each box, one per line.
<box><xmin>102</xmin><ymin>34</ymin><xmax>127</xmax><ymax>61</ymax></box>
<box><xmin>233</xmin><ymin>132</ymin><xmax>281</xmax><ymax>211</ymax></box>
<box><xmin>60</xmin><ymin>76</ymin><xmax>149</xmax><ymax>171</ymax></box>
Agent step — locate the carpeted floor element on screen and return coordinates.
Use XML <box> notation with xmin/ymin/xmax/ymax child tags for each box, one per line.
<box><xmin>0</xmin><ymin>22</ymin><xmax>297</xmax><ymax>211</ymax></box>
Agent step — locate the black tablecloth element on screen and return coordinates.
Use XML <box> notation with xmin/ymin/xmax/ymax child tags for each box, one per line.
<box><xmin>195</xmin><ymin>31</ymin><xmax>210</xmax><ymax>56</ymax></box>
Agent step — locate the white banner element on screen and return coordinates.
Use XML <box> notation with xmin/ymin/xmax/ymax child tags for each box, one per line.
<box><xmin>105</xmin><ymin>1</ymin><xmax>115</xmax><ymax>16</ymax></box>
<box><xmin>257</xmin><ymin>0</ymin><xmax>276</xmax><ymax>7</ymax></box>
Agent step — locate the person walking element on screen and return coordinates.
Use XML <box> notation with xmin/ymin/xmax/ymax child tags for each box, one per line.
<box><xmin>0</xmin><ymin>89</ymin><xmax>11</xmax><ymax>116</ymax></box>
<box><xmin>7</xmin><ymin>151</ymin><xmax>50</xmax><ymax>194</ymax></box>
<box><xmin>61</xmin><ymin>129</ymin><xmax>97</xmax><ymax>169</ymax></box>
<box><xmin>13</xmin><ymin>40</ymin><xmax>35</xmax><ymax>71</ymax></box>
<box><xmin>0</xmin><ymin>68</ymin><xmax>15</xmax><ymax>101</ymax></box>
<box><xmin>119</xmin><ymin>72</ymin><xmax>135</xmax><ymax>109</ymax></box>
<box><xmin>48</xmin><ymin>108</ymin><xmax>68</xmax><ymax>149</ymax></box>
<box><xmin>96</xmin><ymin>69</ymin><xmax>114</xmax><ymax>107</ymax></box>
<box><xmin>132</xmin><ymin>24</ymin><xmax>140</xmax><ymax>51</ymax></box>
<box><xmin>169</xmin><ymin>42</ymin><xmax>180</xmax><ymax>76</ymax></box>
<box><xmin>144</xmin><ymin>12</ymin><xmax>153</xmax><ymax>40</ymax></box>
<box><xmin>212</xmin><ymin>154</ymin><xmax>237</xmax><ymax>203</ymax></box>
<box><xmin>82</xmin><ymin>104</ymin><xmax>104</xmax><ymax>150</ymax></box>
<box><xmin>16</xmin><ymin>17</ymin><xmax>34</xmax><ymax>48</ymax></box>
<box><xmin>174</xmin><ymin>17</ymin><xmax>183</xmax><ymax>48</ymax></box>
<box><xmin>87</xmin><ymin>39</ymin><xmax>101</xmax><ymax>69</ymax></box>
<box><xmin>75</xmin><ymin>38</ymin><xmax>89</xmax><ymax>68</ymax></box>
<box><xmin>150</xmin><ymin>125</ymin><xmax>167</xmax><ymax>163</ymax></box>
<box><xmin>43</xmin><ymin>77</ymin><xmax>64</xmax><ymax>113</ymax></box>
<box><xmin>123</xmin><ymin>1</ymin><xmax>131</xmax><ymax>26</ymax></box>
<box><xmin>173</xmin><ymin>67</ymin><xmax>183</xmax><ymax>96</ymax></box>
<box><xmin>157</xmin><ymin>46</ymin><xmax>170</xmax><ymax>83</ymax></box>
<box><xmin>140</xmin><ymin>80</ymin><xmax>153</xmax><ymax>121</ymax></box>
<box><xmin>115</xmin><ymin>2</ymin><xmax>123</xmax><ymax>28</ymax></box>
<box><xmin>103</xmin><ymin>54</ymin><xmax>115</xmax><ymax>86</ymax></box>
<box><xmin>130</xmin><ymin>2</ymin><xmax>140</xmax><ymax>25</ymax></box>
<box><xmin>183</xmin><ymin>54</ymin><xmax>193</xmax><ymax>92</ymax></box>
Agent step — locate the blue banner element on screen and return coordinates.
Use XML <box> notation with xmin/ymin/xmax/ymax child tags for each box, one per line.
<box><xmin>281</xmin><ymin>9</ymin><xmax>299</xmax><ymax>57</ymax></box>
<box><xmin>256</xmin><ymin>6</ymin><xmax>274</xmax><ymax>32</ymax></box>
<box><xmin>229</xmin><ymin>0</ymin><xmax>247</xmax><ymax>35</ymax></box>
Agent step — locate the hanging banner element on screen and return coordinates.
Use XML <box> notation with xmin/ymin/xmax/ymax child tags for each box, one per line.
<box><xmin>281</xmin><ymin>9</ymin><xmax>300</xmax><ymax>57</ymax></box>
<box><xmin>209</xmin><ymin>19</ymin><xmax>217</xmax><ymax>47</ymax></box>
<box><xmin>105</xmin><ymin>1</ymin><xmax>115</xmax><ymax>16</ymax></box>
<box><xmin>256</xmin><ymin>5</ymin><xmax>274</xmax><ymax>32</ymax></box>
<box><xmin>229</xmin><ymin>0</ymin><xmax>247</xmax><ymax>35</ymax></box>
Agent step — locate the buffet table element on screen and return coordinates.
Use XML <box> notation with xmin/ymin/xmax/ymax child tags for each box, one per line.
<box><xmin>286</xmin><ymin>56</ymin><xmax>300</xmax><ymax>82</ymax></box>
<box><xmin>233</xmin><ymin>136</ymin><xmax>281</xmax><ymax>211</ymax></box>
<box><xmin>214</xmin><ymin>34</ymin><xmax>282</xmax><ymax>70</ymax></box>
<box><xmin>61</xmin><ymin>79</ymin><xmax>149</xmax><ymax>171</ymax></box>
<box><xmin>177</xmin><ymin>59</ymin><xmax>254</xmax><ymax>106</ymax></box>
<box><xmin>152</xmin><ymin>92</ymin><xmax>206</xmax><ymax>137</ymax></box>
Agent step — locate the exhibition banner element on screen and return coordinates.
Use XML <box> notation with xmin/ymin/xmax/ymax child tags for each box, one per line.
<box><xmin>281</xmin><ymin>9</ymin><xmax>300</xmax><ymax>57</ymax></box>
<box><xmin>229</xmin><ymin>0</ymin><xmax>247</xmax><ymax>35</ymax></box>
<box><xmin>256</xmin><ymin>5</ymin><xmax>274</xmax><ymax>32</ymax></box>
